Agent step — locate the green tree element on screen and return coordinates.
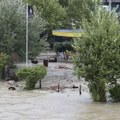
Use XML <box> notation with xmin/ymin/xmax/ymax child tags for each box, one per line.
<box><xmin>73</xmin><ymin>6</ymin><xmax>120</xmax><ymax>102</ymax></box>
<box><xmin>25</xmin><ymin>0</ymin><xmax>67</xmax><ymax>29</ymax></box>
<box><xmin>0</xmin><ymin>0</ymin><xmax>47</xmax><ymax>61</ymax></box>
<box><xmin>67</xmin><ymin>0</ymin><xmax>101</xmax><ymax>27</ymax></box>
<box><xmin>24</xmin><ymin>0</ymin><xmax>101</xmax><ymax>29</ymax></box>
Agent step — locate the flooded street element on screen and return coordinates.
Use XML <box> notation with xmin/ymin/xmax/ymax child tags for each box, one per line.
<box><xmin>0</xmin><ymin>62</ymin><xmax>120</xmax><ymax>120</ymax></box>
<box><xmin>0</xmin><ymin>85</ymin><xmax>120</xmax><ymax>120</ymax></box>
<box><xmin>76</xmin><ymin>102</ymin><xmax>120</xmax><ymax>120</ymax></box>
<box><xmin>0</xmin><ymin>84</ymin><xmax>84</xmax><ymax>120</ymax></box>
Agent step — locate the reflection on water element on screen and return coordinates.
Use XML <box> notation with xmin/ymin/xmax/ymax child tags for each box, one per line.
<box><xmin>0</xmin><ymin>82</ymin><xmax>120</xmax><ymax>120</ymax></box>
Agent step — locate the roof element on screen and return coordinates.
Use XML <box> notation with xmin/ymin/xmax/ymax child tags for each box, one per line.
<box><xmin>103</xmin><ymin>0</ymin><xmax>120</xmax><ymax>3</ymax></box>
<box><xmin>52</xmin><ymin>29</ymin><xmax>82</xmax><ymax>37</ymax></box>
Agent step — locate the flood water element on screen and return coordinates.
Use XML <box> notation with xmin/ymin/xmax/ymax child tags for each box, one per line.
<box><xmin>0</xmin><ymin>82</ymin><xmax>120</xmax><ymax>120</ymax></box>
<box><xmin>1</xmin><ymin>62</ymin><xmax>120</xmax><ymax>120</ymax></box>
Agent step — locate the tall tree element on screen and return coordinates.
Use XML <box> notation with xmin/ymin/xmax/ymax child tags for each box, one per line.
<box><xmin>25</xmin><ymin>0</ymin><xmax>67</xmax><ymax>29</ymax></box>
<box><xmin>24</xmin><ymin>0</ymin><xmax>101</xmax><ymax>29</ymax></box>
<box><xmin>0</xmin><ymin>0</ymin><xmax>47</xmax><ymax>60</ymax></box>
<box><xmin>73</xmin><ymin>6</ymin><xmax>120</xmax><ymax>102</ymax></box>
<box><xmin>67</xmin><ymin>0</ymin><xmax>101</xmax><ymax>27</ymax></box>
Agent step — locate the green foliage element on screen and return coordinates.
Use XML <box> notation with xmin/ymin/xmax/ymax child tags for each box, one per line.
<box><xmin>0</xmin><ymin>53</ymin><xmax>9</xmax><ymax>72</ymax></box>
<box><xmin>25</xmin><ymin>0</ymin><xmax>67</xmax><ymax>29</ymax></box>
<box><xmin>88</xmin><ymin>81</ymin><xmax>106</xmax><ymax>102</ymax></box>
<box><xmin>109</xmin><ymin>84</ymin><xmax>120</xmax><ymax>102</ymax></box>
<box><xmin>0</xmin><ymin>53</ymin><xmax>9</xmax><ymax>79</ymax></box>
<box><xmin>73</xmin><ymin>6</ymin><xmax>120</xmax><ymax>102</ymax></box>
<box><xmin>67</xmin><ymin>0</ymin><xmax>101</xmax><ymax>27</ymax></box>
<box><xmin>24</xmin><ymin>0</ymin><xmax>101</xmax><ymax>30</ymax></box>
<box><xmin>26</xmin><ymin>75</ymin><xmax>37</xmax><ymax>90</ymax></box>
<box><xmin>17</xmin><ymin>65</ymin><xmax>47</xmax><ymax>90</ymax></box>
<box><xmin>16</xmin><ymin>67</ymin><xmax>30</xmax><ymax>79</ymax></box>
<box><xmin>24</xmin><ymin>0</ymin><xmax>101</xmax><ymax>49</ymax></box>
<box><xmin>0</xmin><ymin>0</ymin><xmax>47</xmax><ymax>60</ymax></box>
<box><xmin>54</xmin><ymin>42</ymin><xmax>73</xmax><ymax>52</ymax></box>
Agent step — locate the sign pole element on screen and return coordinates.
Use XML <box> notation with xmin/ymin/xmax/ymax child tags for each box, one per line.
<box><xmin>26</xmin><ymin>3</ymin><xmax>29</xmax><ymax>66</ymax></box>
<box><xmin>109</xmin><ymin>0</ymin><xmax>112</xmax><ymax>12</ymax></box>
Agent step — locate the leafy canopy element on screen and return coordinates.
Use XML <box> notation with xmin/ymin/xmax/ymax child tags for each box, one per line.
<box><xmin>67</xmin><ymin>0</ymin><xmax>101</xmax><ymax>27</ymax></box>
<box><xmin>73</xmin><ymin>5</ymin><xmax>120</xmax><ymax>102</ymax></box>
<box><xmin>0</xmin><ymin>0</ymin><xmax>47</xmax><ymax>59</ymax></box>
<box><xmin>25</xmin><ymin>0</ymin><xmax>67</xmax><ymax>29</ymax></box>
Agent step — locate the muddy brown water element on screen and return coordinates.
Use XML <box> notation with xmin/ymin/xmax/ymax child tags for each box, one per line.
<box><xmin>1</xmin><ymin>62</ymin><xmax>120</xmax><ymax>120</ymax></box>
<box><xmin>0</xmin><ymin>82</ymin><xmax>120</xmax><ymax>120</ymax></box>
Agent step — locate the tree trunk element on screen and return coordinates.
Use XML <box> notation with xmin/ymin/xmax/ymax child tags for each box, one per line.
<box><xmin>97</xmin><ymin>87</ymin><xmax>106</xmax><ymax>102</ymax></box>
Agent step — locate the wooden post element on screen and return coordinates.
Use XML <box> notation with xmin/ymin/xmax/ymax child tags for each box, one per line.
<box><xmin>79</xmin><ymin>84</ymin><xmax>81</xmax><ymax>95</ymax></box>
<box><xmin>57</xmin><ymin>83</ymin><xmax>60</xmax><ymax>92</ymax></box>
<box><xmin>57</xmin><ymin>76</ymin><xmax>60</xmax><ymax>92</ymax></box>
<box><xmin>39</xmin><ymin>79</ymin><xmax>42</xmax><ymax>89</ymax></box>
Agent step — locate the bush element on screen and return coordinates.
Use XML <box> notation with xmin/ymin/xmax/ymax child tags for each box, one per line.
<box><xmin>17</xmin><ymin>65</ymin><xmax>47</xmax><ymax>90</ymax></box>
<box><xmin>0</xmin><ymin>53</ymin><xmax>9</xmax><ymax>71</ymax></box>
<box><xmin>0</xmin><ymin>53</ymin><xmax>10</xmax><ymax>79</ymax></box>
<box><xmin>26</xmin><ymin>75</ymin><xmax>37</xmax><ymax>90</ymax></box>
<box><xmin>109</xmin><ymin>84</ymin><xmax>120</xmax><ymax>102</ymax></box>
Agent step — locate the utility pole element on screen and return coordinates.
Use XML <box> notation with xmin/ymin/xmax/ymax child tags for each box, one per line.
<box><xmin>26</xmin><ymin>3</ymin><xmax>29</xmax><ymax>66</ymax></box>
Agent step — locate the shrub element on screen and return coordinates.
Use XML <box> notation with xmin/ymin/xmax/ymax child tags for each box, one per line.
<box><xmin>16</xmin><ymin>67</ymin><xmax>30</xmax><ymax>79</ymax></box>
<box><xmin>0</xmin><ymin>53</ymin><xmax>10</xmax><ymax>79</ymax></box>
<box><xmin>17</xmin><ymin>65</ymin><xmax>47</xmax><ymax>90</ymax></box>
<box><xmin>109</xmin><ymin>84</ymin><xmax>120</xmax><ymax>102</ymax></box>
<box><xmin>0</xmin><ymin>53</ymin><xmax>9</xmax><ymax>70</ymax></box>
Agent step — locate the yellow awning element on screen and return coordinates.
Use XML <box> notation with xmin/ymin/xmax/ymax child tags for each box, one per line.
<box><xmin>52</xmin><ymin>29</ymin><xmax>82</xmax><ymax>37</ymax></box>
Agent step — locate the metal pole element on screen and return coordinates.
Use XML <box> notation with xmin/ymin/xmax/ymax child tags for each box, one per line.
<box><xmin>26</xmin><ymin>3</ymin><xmax>28</xmax><ymax>66</ymax></box>
<box><xmin>109</xmin><ymin>0</ymin><xmax>112</xmax><ymax>12</ymax></box>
